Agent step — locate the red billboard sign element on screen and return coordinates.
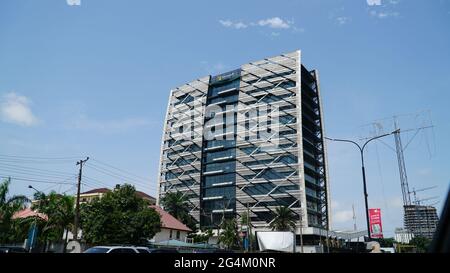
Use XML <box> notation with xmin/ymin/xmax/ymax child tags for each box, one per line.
<box><xmin>369</xmin><ymin>208</ymin><xmax>383</xmax><ymax>238</ymax></box>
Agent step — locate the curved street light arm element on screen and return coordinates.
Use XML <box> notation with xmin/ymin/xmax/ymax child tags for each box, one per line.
<box><xmin>325</xmin><ymin>130</ymin><xmax>396</xmax><ymax>241</ymax></box>
<box><xmin>362</xmin><ymin>131</ymin><xmax>395</xmax><ymax>151</ymax></box>
<box><xmin>325</xmin><ymin>137</ymin><xmax>362</xmax><ymax>152</ymax></box>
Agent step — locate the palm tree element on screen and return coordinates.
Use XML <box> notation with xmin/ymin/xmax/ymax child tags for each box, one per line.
<box><xmin>269</xmin><ymin>206</ymin><xmax>297</xmax><ymax>231</ymax></box>
<box><xmin>160</xmin><ymin>191</ymin><xmax>188</xmax><ymax>220</ymax></box>
<box><xmin>32</xmin><ymin>192</ymin><xmax>75</xmax><ymax>252</ymax></box>
<box><xmin>160</xmin><ymin>191</ymin><xmax>198</xmax><ymax>232</ymax></box>
<box><xmin>0</xmin><ymin>178</ymin><xmax>29</xmax><ymax>243</ymax></box>
<box><xmin>218</xmin><ymin>218</ymin><xmax>240</xmax><ymax>250</ymax></box>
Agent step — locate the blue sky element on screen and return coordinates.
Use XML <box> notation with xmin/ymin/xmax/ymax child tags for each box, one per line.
<box><xmin>1</xmin><ymin>0</ymin><xmax>449</xmax><ymax>236</ymax></box>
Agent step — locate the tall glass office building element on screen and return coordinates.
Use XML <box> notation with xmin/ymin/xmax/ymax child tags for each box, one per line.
<box><xmin>157</xmin><ymin>51</ymin><xmax>331</xmax><ymax>236</ymax></box>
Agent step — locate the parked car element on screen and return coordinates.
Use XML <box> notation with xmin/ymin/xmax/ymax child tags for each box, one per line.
<box><xmin>0</xmin><ymin>246</ymin><xmax>28</xmax><ymax>253</ymax></box>
<box><xmin>213</xmin><ymin>248</ymin><xmax>235</xmax><ymax>253</ymax></box>
<box><xmin>84</xmin><ymin>246</ymin><xmax>178</xmax><ymax>253</ymax></box>
<box><xmin>146</xmin><ymin>248</ymin><xmax>179</xmax><ymax>253</ymax></box>
<box><xmin>192</xmin><ymin>248</ymin><xmax>234</xmax><ymax>253</ymax></box>
<box><xmin>192</xmin><ymin>248</ymin><xmax>216</xmax><ymax>253</ymax></box>
<box><xmin>135</xmin><ymin>246</ymin><xmax>152</xmax><ymax>253</ymax></box>
<box><xmin>84</xmin><ymin>246</ymin><xmax>141</xmax><ymax>253</ymax></box>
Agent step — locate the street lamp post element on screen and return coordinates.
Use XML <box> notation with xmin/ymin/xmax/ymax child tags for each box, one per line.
<box><xmin>28</xmin><ymin>185</ymin><xmax>43</xmax><ymax>253</ymax></box>
<box><xmin>325</xmin><ymin>130</ymin><xmax>397</xmax><ymax>241</ymax></box>
<box><xmin>299</xmin><ymin>208</ymin><xmax>304</xmax><ymax>253</ymax></box>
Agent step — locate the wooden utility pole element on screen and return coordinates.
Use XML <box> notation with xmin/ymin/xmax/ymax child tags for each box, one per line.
<box><xmin>73</xmin><ymin>157</ymin><xmax>89</xmax><ymax>241</ymax></box>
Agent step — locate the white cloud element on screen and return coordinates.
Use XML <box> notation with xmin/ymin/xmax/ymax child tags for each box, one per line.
<box><xmin>370</xmin><ymin>10</ymin><xmax>400</xmax><ymax>19</ymax></box>
<box><xmin>219</xmin><ymin>17</ymin><xmax>295</xmax><ymax>31</ymax></box>
<box><xmin>219</xmin><ymin>20</ymin><xmax>248</xmax><ymax>29</ymax></box>
<box><xmin>367</xmin><ymin>0</ymin><xmax>382</xmax><ymax>6</ymax></box>
<box><xmin>293</xmin><ymin>26</ymin><xmax>305</xmax><ymax>33</ymax></box>
<box><xmin>367</xmin><ymin>0</ymin><xmax>401</xmax><ymax>19</ymax></box>
<box><xmin>336</xmin><ymin>16</ymin><xmax>351</xmax><ymax>25</ymax></box>
<box><xmin>376</xmin><ymin>11</ymin><xmax>400</xmax><ymax>18</ymax></box>
<box><xmin>66</xmin><ymin>0</ymin><xmax>81</xmax><ymax>6</ymax></box>
<box><xmin>257</xmin><ymin>17</ymin><xmax>291</xmax><ymax>29</ymax></box>
<box><xmin>333</xmin><ymin>210</ymin><xmax>354</xmax><ymax>223</ymax></box>
<box><xmin>219</xmin><ymin>20</ymin><xmax>233</xmax><ymax>27</ymax></box>
<box><xmin>329</xmin><ymin>7</ymin><xmax>351</xmax><ymax>27</ymax></box>
<box><xmin>0</xmin><ymin>92</ymin><xmax>39</xmax><ymax>127</ymax></box>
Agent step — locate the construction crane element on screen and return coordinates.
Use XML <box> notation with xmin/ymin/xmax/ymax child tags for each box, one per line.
<box><xmin>427</xmin><ymin>201</ymin><xmax>440</xmax><ymax>207</ymax></box>
<box><xmin>415</xmin><ymin>196</ymin><xmax>439</xmax><ymax>206</ymax></box>
<box><xmin>360</xmin><ymin>111</ymin><xmax>437</xmax><ymax>237</ymax></box>
<box><xmin>361</xmin><ymin>112</ymin><xmax>434</xmax><ymax>208</ymax></box>
<box><xmin>393</xmin><ymin>125</ymin><xmax>411</xmax><ymax>206</ymax></box>
<box><xmin>409</xmin><ymin>186</ymin><xmax>438</xmax><ymax>205</ymax></box>
<box><xmin>392</xmin><ymin>118</ymin><xmax>433</xmax><ymax>207</ymax></box>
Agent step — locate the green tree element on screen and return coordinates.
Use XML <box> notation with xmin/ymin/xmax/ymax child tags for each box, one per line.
<box><xmin>218</xmin><ymin>218</ymin><xmax>240</xmax><ymax>250</ymax></box>
<box><xmin>80</xmin><ymin>184</ymin><xmax>161</xmax><ymax>245</ymax></box>
<box><xmin>240</xmin><ymin>211</ymin><xmax>255</xmax><ymax>251</ymax></box>
<box><xmin>8</xmin><ymin>217</ymin><xmax>35</xmax><ymax>243</ymax></box>
<box><xmin>32</xmin><ymin>192</ymin><xmax>75</xmax><ymax>250</ymax></box>
<box><xmin>240</xmin><ymin>211</ymin><xmax>249</xmax><ymax>226</ymax></box>
<box><xmin>160</xmin><ymin>191</ymin><xmax>197</xmax><ymax>231</ymax></box>
<box><xmin>269</xmin><ymin>206</ymin><xmax>297</xmax><ymax>231</ymax></box>
<box><xmin>0</xmin><ymin>178</ymin><xmax>29</xmax><ymax>243</ymax></box>
<box><xmin>189</xmin><ymin>229</ymin><xmax>213</xmax><ymax>243</ymax></box>
<box><xmin>375</xmin><ymin>237</ymin><xmax>396</xmax><ymax>247</ymax></box>
<box><xmin>409</xmin><ymin>236</ymin><xmax>431</xmax><ymax>253</ymax></box>
<box><xmin>160</xmin><ymin>192</ymin><xmax>186</xmax><ymax>219</ymax></box>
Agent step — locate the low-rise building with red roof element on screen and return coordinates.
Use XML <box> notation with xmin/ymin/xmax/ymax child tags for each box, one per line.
<box><xmin>150</xmin><ymin>205</ymin><xmax>192</xmax><ymax>243</ymax></box>
<box><xmin>12</xmin><ymin>207</ymin><xmax>48</xmax><ymax>221</ymax></box>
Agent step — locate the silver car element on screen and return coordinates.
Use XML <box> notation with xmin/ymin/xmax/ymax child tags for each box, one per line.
<box><xmin>84</xmin><ymin>246</ymin><xmax>149</xmax><ymax>253</ymax></box>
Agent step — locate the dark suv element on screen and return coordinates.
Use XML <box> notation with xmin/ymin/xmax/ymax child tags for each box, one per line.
<box><xmin>0</xmin><ymin>246</ymin><xmax>28</xmax><ymax>253</ymax></box>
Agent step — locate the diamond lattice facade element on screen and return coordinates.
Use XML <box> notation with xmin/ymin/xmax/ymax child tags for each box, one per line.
<box><xmin>157</xmin><ymin>51</ymin><xmax>331</xmax><ymax>235</ymax></box>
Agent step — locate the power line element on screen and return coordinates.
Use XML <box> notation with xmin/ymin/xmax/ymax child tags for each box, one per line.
<box><xmin>82</xmin><ymin>177</ymin><xmax>156</xmax><ymax>197</ymax></box>
<box><xmin>40</xmin><ymin>183</ymin><xmax>61</xmax><ymax>193</ymax></box>
<box><xmin>84</xmin><ymin>175</ymin><xmax>109</xmax><ymax>186</ymax></box>
<box><xmin>85</xmin><ymin>163</ymin><xmax>156</xmax><ymax>190</ymax></box>
<box><xmin>0</xmin><ymin>158</ymin><xmax>76</xmax><ymax>165</ymax></box>
<box><xmin>83</xmin><ymin>176</ymin><xmax>111</xmax><ymax>187</ymax></box>
<box><xmin>85</xmin><ymin>176</ymin><xmax>153</xmax><ymax>195</ymax></box>
<box><xmin>0</xmin><ymin>154</ymin><xmax>80</xmax><ymax>160</ymax></box>
<box><xmin>82</xmin><ymin>183</ymin><xmax>102</xmax><ymax>191</ymax></box>
<box><xmin>2</xmin><ymin>175</ymin><xmax>76</xmax><ymax>185</ymax></box>
<box><xmin>88</xmin><ymin>159</ymin><xmax>156</xmax><ymax>190</ymax></box>
<box><xmin>87</xmin><ymin>162</ymin><xmax>151</xmax><ymax>186</ymax></box>
<box><xmin>0</xmin><ymin>162</ymin><xmax>76</xmax><ymax>176</ymax></box>
<box><xmin>82</xmin><ymin>177</ymin><xmax>113</xmax><ymax>189</ymax></box>
<box><xmin>91</xmin><ymin>159</ymin><xmax>152</xmax><ymax>182</ymax></box>
<box><xmin>62</xmin><ymin>184</ymin><xmax>78</xmax><ymax>195</ymax></box>
<box><xmin>0</xmin><ymin>154</ymin><xmax>156</xmax><ymax>192</ymax></box>
<box><xmin>0</xmin><ymin>167</ymin><xmax>77</xmax><ymax>180</ymax></box>
<box><xmin>85</xmin><ymin>173</ymin><xmax>143</xmax><ymax>189</ymax></box>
